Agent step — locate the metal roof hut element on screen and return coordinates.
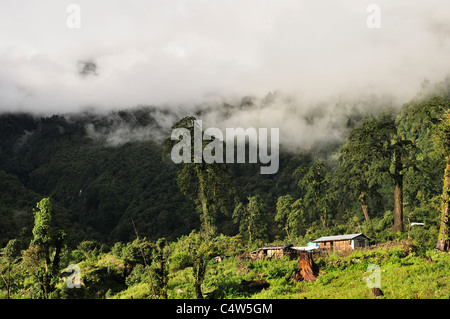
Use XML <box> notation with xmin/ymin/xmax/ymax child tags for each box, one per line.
<box><xmin>313</xmin><ymin>233</ymin><xmax>370</xmax><ymax>251</ymax></box>
<box><xmin>249</xmin><ymin>244</ymin><xmax>297</xmax><ymax>260</ymax></box>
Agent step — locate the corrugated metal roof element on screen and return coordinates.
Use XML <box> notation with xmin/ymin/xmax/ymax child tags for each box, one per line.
<box><xmin>260</xmin><ymin>244</ymin><xmax>293</xmax><ymax>250</ymax></box>
<box><xmin>292</xmin><ymin>246</ymin><xmax>319</xmax><ymax>251</ymax></box>
<box><xmin>313</xmin><ymin>233</ymin><xmax>368</xmax><ymax>242</ymax></box>
<box><xmin>250</xmin><ymin>244</ymin><xmax>293</xmax><ymax>254</ymax></box>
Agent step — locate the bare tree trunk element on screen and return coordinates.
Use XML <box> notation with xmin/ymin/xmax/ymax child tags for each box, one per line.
<box><xmin>393</xmin><ymin>149</ymin><xmax>404</xmax><ymax>234</ymax></box>
<box><xmin>194</xmin><ymin>282</ymin><xmax>203</xmax><ymax>299</ymax></box>
<box><xmin>393</xmin><ymin>178</ymin><xmax>403</xmax><ymax>233</ymax></box>
<box><xmin>360</xmin><ymin>192</ymin><xmax>371</xmax><ymax>222</ymax></box>
<box><xmin>197</xmin><ymin>169</ymin><xmax>214</xmax><ymax>236</ymax></box>
<box><xmin>436</xmin><ymin>156</ymin><xmax>450</xmax><ymax>252</ymax></box>
<box><xmin>319</xmin><ymin>201</ymin><xmax>327</xmax><ymax>229</ymax></box>
<box><xmin>7</xmin><ymin>262</ymin><xmax>11</xmax><ymax>299</ymax></box>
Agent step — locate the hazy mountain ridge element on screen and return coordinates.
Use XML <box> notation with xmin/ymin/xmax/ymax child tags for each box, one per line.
<box><xmin>1</xmin><ymin>78</ymin><xmax>449</xmax><ymax>247</ymax></box>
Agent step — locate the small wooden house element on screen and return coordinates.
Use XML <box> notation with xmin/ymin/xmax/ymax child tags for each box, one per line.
<box><xmin>249</xmin><ymin>244</ymin><xmax>298</xmax><ymax>260</ymax></box>
<box><xmin>313</xmin><ymin>233</ymin><xmax>370</xmax><ymax>251</ymax></box>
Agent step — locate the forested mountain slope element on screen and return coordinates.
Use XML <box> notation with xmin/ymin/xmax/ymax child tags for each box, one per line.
<box><xmin>1</xmin><ymin>79</ymin><xmax>450</xmax><ymax>250</ymax></box>
<box><xmin>0</xmin><ymin>108</ymin><xmax>311</xmax><ymax>246</ymax></box>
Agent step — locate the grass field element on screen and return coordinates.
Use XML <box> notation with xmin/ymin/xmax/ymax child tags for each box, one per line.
<box><xmin>108</xmin><ymin>241</ymin><xmax>450</xmax><ymax>299</ymax></box>
<box><xmin>159</xmin><ymin>242</ymin><xmax>450</xmax><ymax>299</ymax></box>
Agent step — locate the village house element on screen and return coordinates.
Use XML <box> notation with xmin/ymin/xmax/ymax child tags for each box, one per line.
<box><xmin>313</xmin><ymin>233</ymin><xmax>370</xmax><ymax>251</ymax></box>
<box><xmin>248</xmin><ymin>233</ymin><xmax>370</xmax><ymax>261</ymax></box>
<box><xmin>249</xmin><ymin>244</ymin><xmax>299</xmax><ymax>260</ymax></box>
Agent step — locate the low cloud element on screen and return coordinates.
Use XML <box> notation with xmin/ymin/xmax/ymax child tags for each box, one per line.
<box><xmin>1</xmin><ymin>1</ymin><xmax>450</xmax><ymax>149</ymax></box>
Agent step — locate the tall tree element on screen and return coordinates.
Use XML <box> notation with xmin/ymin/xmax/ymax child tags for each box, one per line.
<box><xmin>233</xmin><ymin>195</ymin><xmax>269</xmax><ymax>246</ymax></box>
<box><xmin>432</xmin><ymin>107</ymin><xmax>450</xmax><ymax>251</ymax></box>
<box><xmin>337</xmin><ymin>129</ymin><xmax>376</xmax><ymax>222</ymax></box>
<box><xmin>397</xmin><ymin>96</ymin><xmax>450</xmax><ymax>249</ymax></box>
<box><xmin>344</xmin><ymin>116</ymin><xmax>414</xmax><ymax>233</ymax></box>
<box><xmin>297</xmin><ymin>160</ymin><xmax>331</xmax><ymax>229</ymax></box>
<box><xmin>23</xmin><ymin>198</ymin><xmax>65</xmax><ymax>298</ymax></box>
<box><xmin>163</xmin><ymin>116</ymin><xmax>237</xmax><ymax>237</ymax></box>
<box><xmin>131</xmin><ymin>218</ymin><xmax>157</xmax><ymax>298</ymax></box>
<box><xmin>173</xmin><ymin>231</ymin><xmax>216</xmax><ymax>299</ymax></box>
<box><xmin>389</xmin><ymin>138</ymin><xmax>415</xmax><ymax>233</ymax></box>
<box><xmin>0</xmin><ymin>239</ymin><xmax>21</xmax><ymax>299</ymax></box>
<box><xmin>275</xmin><ymin>195</ymin><xmax>303</xmax><ymax>238</ymax></box>
<box><xmin>151</xmin><ymin>238</ymin><xmax>171</xmax><ymax>299</ymax></box>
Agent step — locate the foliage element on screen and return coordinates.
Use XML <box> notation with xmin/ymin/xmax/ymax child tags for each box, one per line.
<box><xmin>22</xmin><ymin>198</ymin><xmax>66</xmax><ymax>298</ymax></box>
<box><xmin>151</xmin><ymin>238</ymin><xmax>171</xmax><ymax>299</ymax></box>
<box><xmin>163</xmin><ymin>116</ymin><xmax>238</xmax><ymax>237</ymax></box>
<box><xmin>233</xmin><ymin>196</ymin><xmax>270</xmax><ymax>246</ymax></box>
<box><xmin>2</xmin><ymin>82</ymin><xmax>450</xmax><ymax>299</ymax></box>
<box><xmin>275</xmin><ymin>195</ymin><xmax>304</xmax><ymax>238</ymax></box>
<box><xmin>296</xmin><ymin>159</ymin><xmax>331</xmax><ymax>229</ymax></box>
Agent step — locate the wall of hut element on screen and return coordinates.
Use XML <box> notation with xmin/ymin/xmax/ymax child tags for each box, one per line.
<box><xmin>318</xmin><ymin>237</ymin><xmax>369</xmax><ymax>251</ymax></box>
<box><xmin>319</xmin><ymin>239</ymin><xmax>353</xmax><ymax>251</ymax></box>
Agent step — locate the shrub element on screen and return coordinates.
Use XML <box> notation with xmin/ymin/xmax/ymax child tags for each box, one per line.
<box><xmin>125</xmin><ymin>264</ymin><xmax>147</xmax><ymax>286</ymax></box>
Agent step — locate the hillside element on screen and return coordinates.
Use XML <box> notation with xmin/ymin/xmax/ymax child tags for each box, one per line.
<box><xmin>115</xmin><ymin>241</ymin><xmax>450</xmax><ymax>299</ymax></box>
<box><xmin>0</xmin><ymin>112</ymin><xmax>294</xmax><ymax>244</ymax></box>
<box><xmin>0</xmin><ymin>104</ymin><xmax>347</xmax><ymax>246</ymax></box>
<box><xmin>1</xmin><ymin>83</ymin><xmax>450</xmax><ymax>300</ymax></box>
<box><xmin>2</xmin><ymin>1</ymin><xmax>450</xmax><ymax>303</ymax></box>
<box><xmin>0</xmin><ymin>86</ymin><xmax>448</xmax><ymax>246</ymax></box>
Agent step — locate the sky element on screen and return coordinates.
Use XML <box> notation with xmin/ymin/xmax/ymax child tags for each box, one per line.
<box><xmin>1</xmin><ymin>0</ymin><xmax>450</xmax><ymax>149</ymax></box>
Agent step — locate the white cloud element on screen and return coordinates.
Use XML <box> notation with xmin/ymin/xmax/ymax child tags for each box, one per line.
<box><xmin>1</xmin><ymin>0</ymin><xmax>450</xmax><ymax>147</ymax></box>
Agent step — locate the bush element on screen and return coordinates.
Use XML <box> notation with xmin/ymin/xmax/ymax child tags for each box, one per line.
<box><xmin>170</xmin><ymin>252</ymin><xmax>192</xmax><ymax>271</ymax></box>
<box><xmin>206</xmin><ymin>273</ymin><xmax>244</xmax><ymax>299</ymax></box>
<box><xmin>125</xmin><ymin>264</ymin><xmax>148</xmax><ymax>286</ymax></box>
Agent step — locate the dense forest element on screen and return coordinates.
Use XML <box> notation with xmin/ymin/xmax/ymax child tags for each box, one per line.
<box><xmin>1</xmin><ymin>77</ymin><xmax>450</xmax><ymax>299</ymax></box>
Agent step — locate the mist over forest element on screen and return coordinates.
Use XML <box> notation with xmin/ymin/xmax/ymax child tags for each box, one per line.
<box><xmin>1</xmin><ymin>1</ymin><xmax>450</xmax><ymax>301</ymax></box>
<box><xmin>1</xmin><ymin>0</ymin><xmax>450</xmax><ymax>249</ymax></box>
